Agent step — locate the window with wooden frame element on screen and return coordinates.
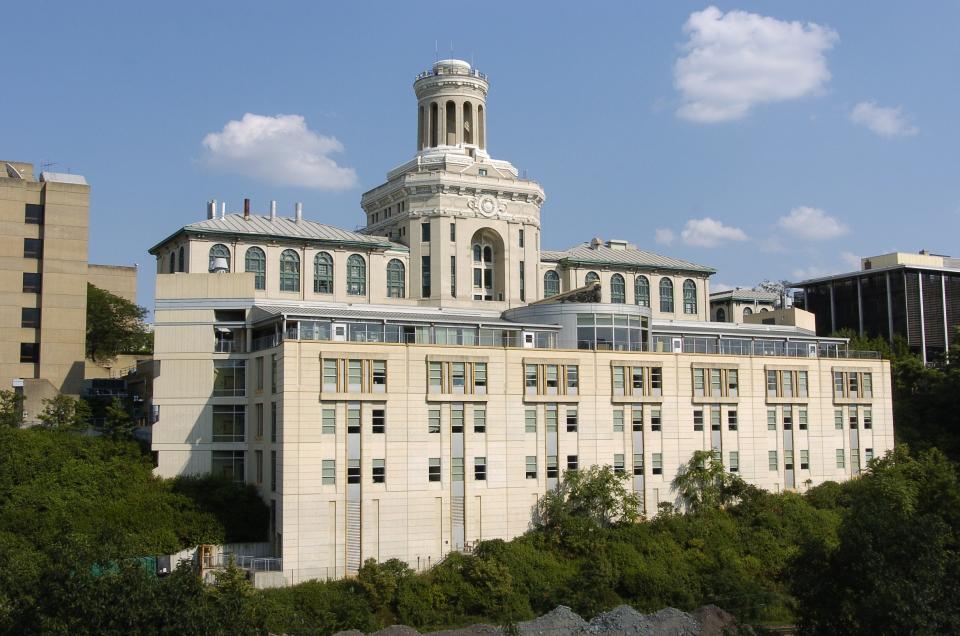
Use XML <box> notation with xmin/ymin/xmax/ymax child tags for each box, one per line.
<box><xmin>427</xmin><ymin>360</ymin><xmax>488</xmax><ymax>395</ymax></box>
<box><xmin>692</xmin><ymin>367</ymin><xmax>739</xmax><ymax>398</ymax></box>
<box><xmin>523</xmin><ymin>362</ymin><xmax>579</xmax><ymax>396</ymax></box>
<box><xmin>611</xmin><ymin>364</ymin><xmax>662</xmax><ymax>397</ymax></box>
<box><xmin>765</xmin><ymin>369</ymin><xmax>810</xmax><ymax>398</ymax></box>
<box><xmin>832</xmin><ymin>370</ymin><xmax>873</xmax><ymax>399</ymax></box>
<box><xmin>320</xmin><ymin>358</ymin><xmax>388</xmax><ymax>393</ymax></box>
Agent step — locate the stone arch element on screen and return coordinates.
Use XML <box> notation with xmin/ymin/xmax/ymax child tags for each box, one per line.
<box><xmin>470</xmin><ymin>228</ymin><xmax>505</xmax><ymax>301</ymax></box>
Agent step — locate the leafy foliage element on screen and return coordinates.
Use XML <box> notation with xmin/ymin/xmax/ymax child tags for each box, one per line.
<box><xmin>0</xmin><ymin>390</ymin><xmax>24</xmax><ymax>428</ymax></box>
<box><xmin>671</xmin><ymin>449</ymin><xmax>756</xmax><ymax>513</ymax></box>
<box><xmin>86</xmin><ymin>283</ymin><xmax>152</xmax><ymax>362</ymax></box>
<box><xmin>37</xmin><ymin>394</ymin><xmax>92</xmax><ymax>430</ymax></box>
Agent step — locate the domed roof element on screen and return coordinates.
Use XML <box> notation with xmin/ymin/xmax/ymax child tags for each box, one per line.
<box><xmin>434</xmin><ymin>59</ymin><xmax>471</xmax><ymax>72</ymax></box>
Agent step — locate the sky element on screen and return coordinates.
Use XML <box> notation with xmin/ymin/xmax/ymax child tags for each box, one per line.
<box><xmin>3</xmin><ymin>1</ymin><xmax>958</xmax><ymax>312</ymax></box>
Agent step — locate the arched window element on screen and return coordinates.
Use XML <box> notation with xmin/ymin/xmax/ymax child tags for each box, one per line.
<box><xmin>245</xmin><ymin>247</ymin><xmax>266</xmax><ymax>290</ymax></box>
<box><xmin>445</xmin><ymin>100</ymin><xmax>456</xmax><ymax>145</ymax></box>
<box><xmin>743</xmin><ymin>307</ymin><xmax>753</xmax><ymax>318</ymax></box>
<box><xmin>346</xmin><ymin>254</ymin><xmax>366</xmax><ymax>296</ymax></box>
<box><xmin>683</xmin><ymin>279</ymin><xmax>698</xmax><ymax>314</ymax></box>
<box><xmin>610</xmin><ymin>274</ymin><xmax>626</xmax><ymax>303</ymax></box>
<box><xmin>279</xmin><ymin>249</ymin><xmax>300</xmax><ymax>292</ymax></box>
<box><xmin>463</xmin><ymin>101</ymin><xmax>473</xmax><ymax>145</ymax></box>
<box><xmin>585</xmin><ymin>271</ymin><xmax>600</xmax><ymax>285</ymax></box>
<box><xmin>430</xmin><ymin>102</ymin><xmax>439</xmax><ymax>147</ymax></box>
<box><xmin>168</xmin><ymin>251</ymin><xmax>176</xmax><ymax>274</ymax></box>
<box><xmin>483</xmin><ymin>246</ymin><xmax>493</xmax><ymax>263</ymax></box>
<box><xmin>635</xmin><ymin>276</ymin><xmax>650</xmax><ymax>307</ymax></box>
<box><xmin>760</xmin><ymin>307</ymin><xmax>769</xmax><ymax>312</ymax></box>
<box><xmin>386</xmin><ymin>259</ymin><xmax>405</xmax><ymax>298</ymax></box>
<box><xmin>543</xmin><ymin>270</ymin><xmax>560</xmax><ymax>298</ymax></box>
<box><xmin>477</xmin><ymin>104</ymin><xmax>485</xmax><ymax>148</ymax></box>
<box><xmin>473</xmin><ymin>244</ymin><xmax>482</xmax><ymax>262</ymax></box>
<box><xmin>209</xmin><ymin>243</ymin><xmax>230</xmax><ymax>272</ymax></box>
<box><xmin>716</xmin><ymin>307</ymin><xmax>726</xmax><ymax>322</ymax></box>
<box><xmin>659</xmin><ymin>278</ymin><xmax>674</xmax><ymax>312</ymax></box>
<box><xmin>471</xmin><ymin>232</ymin><xmax>500</xmax><ymax>301</ymax></box>
<box><xmin>178</xmin><ymin>246</ymin><xmax>185</xmax><ymax>272</ymax></box>
<box><xmin>314</xmin><ymin>252</ymin><xmax>333</xmax><ymax>294</ymax></box>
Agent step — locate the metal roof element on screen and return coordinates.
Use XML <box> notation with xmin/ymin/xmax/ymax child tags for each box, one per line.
<box><xmin>149</xmin><ymin>214</ymin><xmax>405</xmax><ymax>253</ymax></box>
<box><xmin>541</xmin><ymin>242</ymin><xmax>715</xmax><ymax>274</ymax></box>
<box><xmin>39</xmin><ymin>172</ymin><xmax>87</xmax><ymax>185</ymax></box>
<box><xmin>709</xmin><ymin>289</ymin><xmax>779</xmax><ymax>302</ymax></box>
<box><xmin>249</xmin><ymin>303</ymin><xmax>561</xmax><ymax>330</ymax></box>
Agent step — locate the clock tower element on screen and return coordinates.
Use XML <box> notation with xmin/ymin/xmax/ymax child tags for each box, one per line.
<box><xmin>360</xmin><ymin>59</ymin><xmax>545</xmax><ymax>309</ymax></box>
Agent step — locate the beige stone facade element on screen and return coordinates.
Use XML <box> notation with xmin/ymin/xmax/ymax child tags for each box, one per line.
<box><xmin>147</xmin><ymin>61</ymin><xmax>895</xmax><ymax>584</ymax></box>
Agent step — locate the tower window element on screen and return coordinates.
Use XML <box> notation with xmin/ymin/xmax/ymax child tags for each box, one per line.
<box><xmin>346</xmin><ymin>254</ymin><xmax>366</xmax><ymax>296</ymax></box>
<box><xmin>245</xmin><ymin>247</ymin><xmax>266</xmax><ymax>290</ymax></box>
<box><xmin>279</xmin><ymin>250</ymin><xmax>300</xmax><ymax>292</ymax></box>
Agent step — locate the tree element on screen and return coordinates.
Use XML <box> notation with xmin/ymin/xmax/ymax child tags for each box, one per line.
<box><xmin>671</xmin><ymin>450</ymin><xmax>753</xmax><ymax>514</ymax></box>
<box><xmin>37</xmin><ymin>394</ymin><xmax>91</xmax><ymax>430</ymax></box>
<box><xmin>0</xmin><ymin>390</ymin><xmax>24</xmax><ymax>428</ymax></box>
<box><xmin>102</xmin><ymin>397</ymin><xmax>135</xmax><ymax>441</ymax></box>
<box><xmin>86</xmin><ymin>283</ymin><xmax>152</xmax><ymax>362</ymax></box>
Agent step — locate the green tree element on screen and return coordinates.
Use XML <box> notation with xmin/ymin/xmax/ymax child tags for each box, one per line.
<box><xmin>102</xmin><ymin>397</ymin><xmax>135</xmax><ymax>441</ymax></box>
<box><xmin>37</xmin><ymin>394</ymin><xmax>91</xmax><ymax>430</ymax></box>
<box><xmin>0</xmin><ymin>389</ymin><xmax>24</xmax><ymax>428</ymax></box>
<box><xmin>86</xmin><ymin>283</ymin><xmax>152</xmax><ymax>362</ymax></box>
<box><xmin>671</xmin><ymin>450</ymin><xmax>754</xmax><ymax>514</ymax></box>
<box><xmin>792</xmin><ymin>446</ymin><xmax>960</xmax><ymax>634</ymax></box>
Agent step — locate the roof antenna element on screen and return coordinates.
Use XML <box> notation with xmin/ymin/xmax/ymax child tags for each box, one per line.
<box><xmin>434</xmin><ymin>40</ymin><xmax>438</xmax><ymax>62</ymax></box>
<box><xmin>450</xmin><ymin>40</ymin><xmax>454</xmax><ymax>58</ymax></box>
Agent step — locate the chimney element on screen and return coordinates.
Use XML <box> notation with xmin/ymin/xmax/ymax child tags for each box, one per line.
<box><xmin>207</xmin><ymin>200</ymin><xmax>216</xmax><ymax>220</ymax></box>
<box><xmin>270</xmin><ymin>200</ymin><xmax>277</xmax><ymax>221</ymax></box>
<box><xmin>243</xmin><ymin>198</ymin><xmax>250</xmax><ymax>218</ymax></box>
<box><xmin>220</xmin><ymin>201</ymin><xmax>226</xmax><ymax>219</ymax></box>
<box><xmin>295</xmin><ymin>202</ymin><xmax>303</xmax><ymax>223</ymax></box>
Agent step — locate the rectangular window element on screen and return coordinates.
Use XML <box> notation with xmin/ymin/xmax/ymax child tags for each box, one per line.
<box><xmin>421</xmin><ymin>255</ymin><xmax>431</xmax><ymax>297</ymax></box>
<box><xmin>270</xmin><ymin>450</ymin><xmax>277</xmax><ymax>491</ymax></box>
<box><xmin>710</xmin><ymin>407</ymin><xmax>721</xmax><ymax>431</ymax></box>
<box><xmin>421</xmin><ymin>221</ymin><xmax>431</xmax><ymax>242</ymax></box>
<box><xmin>525</xmin><ymin>456</ymin><xmax>537</xmax><ymax>479</ymax></box>
<box><xmin>450</xmin><ymin>222</ymin><xmax>456</xmax><ymax>242</ymax></box>
<box><xmin>348</xmin><ymin>360</ymin><xmax>362</xmax><ymax>391</ymax></box>
<box><xmin>525</xmin><ymin>408</ymin><xmax>537</xmax><ymax>433</ymax></box>
<box><xmin>519</xmin><ymin>228</ymin><xmax>525</xmax><ymax>248</ymax></box>
<box><xmin>372</xmin><ymin>408</ymin><xmax>386</xmax><ymax>434</ymax></box>
<box><xmin>372</xmin><ymin>361</ymin><xmax>387</xmax><ymax>390</ymax></box>
<box><xmin>474</xmin><ymin>363</ymin><xmax>487</xmax><ymax>393</ymax></box>
<box><xmin>710</xmin><ymin>369</ymin><xmax>722</xmax><ymax>396</ymax></box>
<box><xmin>783</xmin><ymin>370</ymin><xmax>794</xmax><ymax>398</ymax></box>
<box><xmin>783</xmin><ymin>407</ymin><xmax>793</xmax><ymax>430</ymax></box>
<box><xmin>632</xmin><ymin>453</ymin><xmax>644</xmax><ymax>475</ymax></box>
<box><xmin>727</xmin><ymin>409</ymin><xmax>738</xmax><ymax>430</ymax></box>
<box><xmin>613</xmin><ymin>408</ymin><xmax>624</xmax><ymax>432</ymax></box>
<box><xmin>322</xmin><ymin>359</ymin><xmax>338</xmax><ymax>392</ymax></box>
<box><xmin>728</xmin><ymin>369</ymin><xmax>739</xmax><ymax>396</ymax></box>
<box><xmin>22</xmin><ymin>272</ymin><xmax>41</xmax><ymax>293</ymax></box>
<box><xmin>835</xmin><ymin>408</ymin><xmax>844</xmax><ymax>430</ymax></box>
<box><xmin>863</xmin><ymin>373</ymin><xmax>873</xmax><ymax>398</ymax></box>
<box><xmin>347</xmin><ymin>404</ymin><xmax>361</xmax><ymax>434</ymax></box>
<box><xmin>767</xmin><ymin>409</ymin><xmax>777</xmax><ymax>431</ymax></box>
<box><xmin>784</xmin><ymin>450</ymin><xmax>794</xmax><ymax>470</ymax></box>
<box><xmin>212</xmin><ymin>405</ymin><xmax>245</xmax><ymax>442</ymax></box>
<box><xmin>450</xmin><ymin>255</ymin><xmax>457</xmax><ymax>297</ymax></box>
<box><xmin>255</xmin><ymin>357</ymin><xmax>264</xmax><ymax>392</ymax></box>
<box><xmin>452</xmin><ymin>362</ymin><xmax>466</xmax><ymax>392</ymax></box>
<box><xmin>613</xmin><ymin>366</ymin><xmax>625</xmax><ymax>392</ymax></box>
<box><xmin>473</xmin><ymin>405</ymin><xmax>486</xmax><ymax>433</ymax></box>
<box><xmin>271</xmin><ymin>402</ymin><xmax>278</xmax><ymax>442</ymax></box>
<box><xmin>799</xmin><ymin>407</ymin><xmax>808</xmax><ymax>430</ymax></box>
<box><xmin>693</xmin><ymin>409</ymin><xmax>704</xmax><ymax>431</ymax></box>
<box><xmin>270</xmin><ymin>354</ymin><xmax>278</xmax><ymax>393</ymax></box>
<box><xmin>651</xmin><ymin>368</ymin><xmax>662</xmax><ymax>394</ymax></box>
<box><xmin>428</xmin><ymin>458</ymin><xmax>441</xmax><ymax>482</ymax></box>
<box><xmin>800</xmin><ymin>450</ymin><xmax>810</xmax><ymax>470</ymax></box>
<box><xmin>255</xmin><ymin>450</ymin><xmax>263</xmax><ymax>484</ymax></box>
<box><xmin>632</xmin><ymin>367</ymin><xmax>644</xmax><ymax>393</ymax></box>
<box><xmin>255</xmin><ymin>403</ymin><xmax>264</xmax><ymax>439</ymax></box>
<box><xmin>613</xmin><ymin>453</ymin><xmax>625</xmax><ymax>475</ymax></box>
<box><xmin>546</xmin><ymin>455</ymin><xmax>559</xmax><ymax>479</ymax></box>
<box><xmin>836</xmin><ymin>448</ymin><xmax>846</xmax><ymax>469</ymax></box>
<box><xmin>768</xmin><ymin>450</ymin><xmax>778</xmax><ymax>471</ymax></box>
<box><xmin>452</xmin><ymin>457</ymin><xmax>464</xmax><ymax>482</ymax></box>
<box><xmin>211</xmin><ymin>450</ymin><xmax>245</xmax><ymax>485</ymax></box>
<box><xmin>451</xmin><ymin>405</ymin><xmax>464</xmax><ymax>433</ymax></box>
<box><xmin>474</xmin><ymin>457</ymin><xmax>487</xmax><ymax>481</ymax></box>
<box><xmin>767</xmin><ymin>370</ymin><xmax>778</xmax><ymax>397</ymax></box>
<box><xmin>546</xmin><ymin>365</ymin><xmax>559</xmax><ymax>391</ymax></box>
<box><xmin>567</xmin><ymin>365</ymin><xmax>579</xmax><ymax>391</ymax></box>
<box><xmin>863</xmin><ymin>408</ymin><xmax>873</xmax><ymax>429</ymax></box>
<box><xmin>849</xmin><ymin>406</ymin><xmax>858</xmax><ymax>429</ymax></box>
<box><xmin>429</xmin><ymin>362</ymin><xmax>442</xmax><ymax>392</ymax></box>
<box><xmin>24</xmin><ymin>203</ymin><xmax>44</xmax><ymax>224</ymax></box>
<box><xmin>519</xmin><ymin>261</ymin><xmax>525</xmax><ymax>302</ymax></box>
<box><xmin>373</xmin><ymin>459</ymin><xmax>386</xmax><ymax>484</ymax></box>
<box><xmin>213</xmin><ymin>359</ymin><xmax>246</xmax><ymax>397</ymax></box>
<box><xmin>567</xmin><ymin>454</ymin><xmax>578</xmax><ymax>471</ymax></box>
<box><xmin>546</xmin><ymin>405</ymin><xmax>557</xmax><ymax>432</ymax></box>
<box><xmin>865</xmin><ymin>448</ymin><xmax>874</xmax><ymax>463</ymax></box>
<box><xmin>798</xmin><ymin>371</ymin><xmax>808</xmax><ymax>397</ymax></box>
<box><xmin>652</xmin><ymin>453</ymin><xmax>663</xmax><ymax>475</ymax></box>
<box><xmin>20</xmin><ymin>307</ymin><xmax>39</xmax><ymax>328</ymax></box>
<box><xmin>322</xmin><ymin>459</ymin><xmax>335</xmax><ymax>485</ymax></box>
<box><xmin>848</xmin><ymin>373</ymin><xmax>859</xmax><ymax>398</ymax></box>
<box><xmin>632</xmin><ymin>407</ymin><xmax>643</xmax><ymax>431</ymax></box>
<box><xmin>834</xmin><ymin>371</ymin><xmax>845</xmax><ymax>397</ymax></box>
<box><xmin>23</xmin><ymin>238</ymin><xmax>42</xmax><ymax>259</ymax></box>
<box><xmin>322</xmin><ymin>408</ymin><xmax>336</xmax><ymax>434</ymax></box>
<box><xmin>428</xmin><ymin>408</ymin><xmax>441</xmax><ymax>434</ymax></box>
<box><xmin>347</xmin><ymin>459</ymin><xmax>360</xmax><ymax>484</ymax></box>
<box><xmin>650</xmin><ymin>407</ymin><xmax>661</xmax><ymax>432</ymax></box>
<box><xmin>851</xmin><ymin>449</ymin><xmax>861</xmax><ymax>472</ymax></box>
<box><xmin>525</xmin><ymin>364</ymin><xmax>538</xmax><ymax>393</ymax></box>
<box><xmin>565</xmin><ymin>406</ymin><xmax>578</xmax><ymax>432</ymax></box>
<box><xmin>729</xmin><ymin>451</ymin><xmax>739</xmax><ymax>473</ymax></box>
<box><xmin>693</xmin><ymin>368</ymin><xmax>705</xmax><ymax>396</ymax></box>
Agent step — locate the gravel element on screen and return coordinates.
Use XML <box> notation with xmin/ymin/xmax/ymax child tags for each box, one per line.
<box><xmin>517</xmin><ymin>605</ymin><xmax>589</xmax><ymax>636</ymax></box>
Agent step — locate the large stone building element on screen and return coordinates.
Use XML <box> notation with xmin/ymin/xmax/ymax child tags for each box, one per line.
<box><xmin>148</xmin><ymin>60</ymin><xmax>894</xmax><ymax>584</ymax></box>
<box><xmin>793</xmin><ymin>250</ymin><xmax>960</xmax><ymax>364</ymax></box>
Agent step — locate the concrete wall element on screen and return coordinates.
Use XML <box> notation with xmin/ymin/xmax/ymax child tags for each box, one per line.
<box><xmin>88</xmin><ymin>263</ymin><xmax>137</xmax><ymax>303</ymax></box>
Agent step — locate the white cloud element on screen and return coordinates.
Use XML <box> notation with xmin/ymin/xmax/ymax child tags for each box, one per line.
<box><xmin>791</xmin><ymin>265</ymin><xmax>831</xmax><ymax>281</ymax></box>
<box><xmin>201</xmin><ymin>113</ymin><xmax>357</xmax><ymax>190</ymax></box>
<box><xmin>840</xmin><ymin>251</ymin><xmax>861</xmax><ymax>270</ymax></box>
<box><xmin>681</xmin><ymin>217</ymin><xmax>748</xmax><ymax>247</ymax></box>
<box><xmin>777</xmin><ymin>206</ymin><xmax>848</xmax><ymax>240</ymax></box>
<box><xmin>711</xmin><ymin>282</ymin><xmax>735</xmax><ymax>293</ymax></box>
<box><xmin>654</xmin><ymin>228</ymin><xmax>676</xmax><ymax>246</ymax></box>
<box><xmin>674</xmin><ymin>6</ymin><xmax>838</xmax><ymax>122</ymax></box>
<box><xmin>850</xmin><ymin>101</ymin><xmax>918</xmax><ymax>138</ymax></box>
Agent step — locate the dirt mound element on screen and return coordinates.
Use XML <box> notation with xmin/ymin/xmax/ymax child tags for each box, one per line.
<box><xmin>517</xmin><ymin>605</ymin><xmax>589</xmax><ymax>635</ymax></box>
<box><xmin>426</xmin><ymin>625</ymin><xmax>503</xmax><ymax>636</ymax></box>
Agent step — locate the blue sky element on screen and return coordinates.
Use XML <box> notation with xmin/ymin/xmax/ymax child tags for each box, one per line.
<box><xmin>3</xmin><ymin>1</ymin><xmax>958</xmax><ymax>312</ymax></box>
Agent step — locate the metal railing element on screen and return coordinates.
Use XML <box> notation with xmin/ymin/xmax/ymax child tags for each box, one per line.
<box><xmin>213</xmin><ymin>554</ymin><xmax>283</xmax><ymax>572</ymax></box>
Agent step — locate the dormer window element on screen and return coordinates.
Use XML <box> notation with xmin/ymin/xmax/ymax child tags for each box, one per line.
<box><xmin>478</xmin><ymin>168</ymin><xmax>487</xmax><ymax>177</ymax></box>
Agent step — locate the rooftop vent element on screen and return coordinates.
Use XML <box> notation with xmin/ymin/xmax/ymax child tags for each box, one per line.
<box><xmin>589</xmin><ymin>237</ymin><xmax>603</xmax><ymax>249</ymax></box>
<box><xmin>295</xmin><ymin>202</ymin><xmax>303</xmax><ymax>223</ymax></box>
<box><xmin>210</xmin><ymin>257</ymin><xmax>229</xmax><ymax>273</ymax></box>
